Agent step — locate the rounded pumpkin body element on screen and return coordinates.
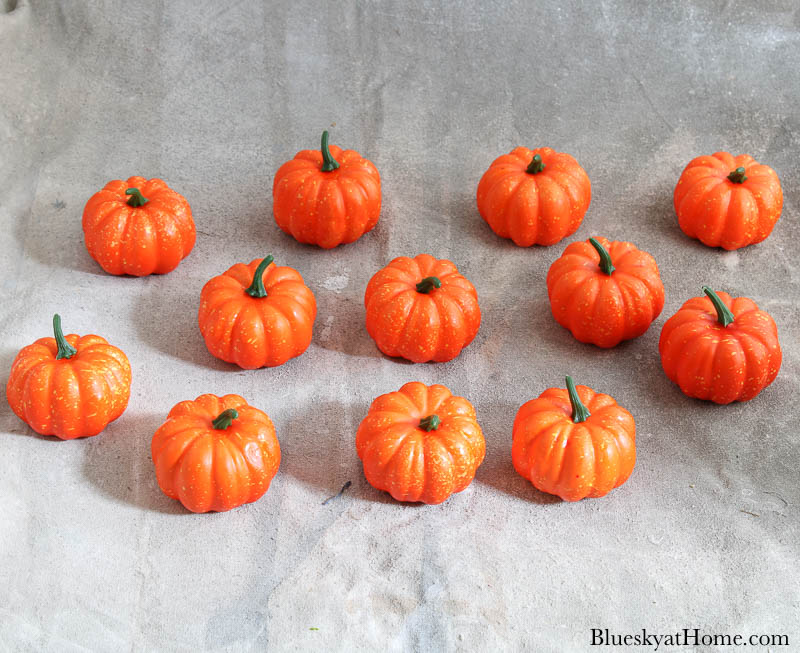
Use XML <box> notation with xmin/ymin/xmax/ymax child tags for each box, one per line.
<box><xmin>512</xmin><ymin>380</ymin><xmax>636</xmax><ymax>502</ymax></box>
<box><xmin>198</xmin><ymin>256</ymin><xmax>317</xmax><ymax>369</ymax></box>
<box><xmin>364</xmin><ymin>254</ymin><xmax>481</xmax><ymax>363</ymax></box>
<box><xmin>476</xmin><ymin>146</ymin><xmax>591</xmax><ymax>247</ymax></box>
<box><xmin>82</xmin><ymin>176</ymin><xmax>195</xmax><ymax>276</ymax></box>
<box><xmin>272</xmin><ymin>133</ymin><xmax>381</xmax><ymax>249</ymax></box>
<box><xmin>674</xmin><ymin>152</ymin><xmax>783</xmax><ymax>250</ymax></box>
<box><xmin>356</xmin><ymin>382</ymin><xmax>485</xmax><ymax>504</ymax></box>
<box><xmin>546</xmin><ymin>237</ymin><xmax>665</xmax><ymax>347</ymax></box>
<box><xmin>151</xmin><ymin>393</ymin><xmax>281</xmax><ymax>513</ymax></box>
<box><xmin>659</xmin><ymin>289</ymin><xmax>781</xmax><ymax>404</ymax></box>
<box><xmin>6</xmin><ymin>317</ymin><xmax>131</xmax><ymax>439</ymax></box>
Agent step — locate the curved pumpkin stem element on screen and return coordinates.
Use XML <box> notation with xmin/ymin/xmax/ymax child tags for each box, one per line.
<box><xmin>727</xmin><ymin>167</ymin><xmax>747</xmax><ymax>184</ymax></box>
<box><xmin>53</xmin><ymin>314</ymin><xmax>77</xmax><ymax>360</ymax></box>
<box><xmin>526</xmin><ymin>153</ymin><xmax>546</xmax><ymax>174</ymax></box>
<box><xmin>702</xmin><ymin>286</ymin><xmax>735</xmax><ymax>327</ymax></box>
<box><xmin>416</xmin><ymin>277</ymin><xmax>441</xmax><ymax>294</ymax></box>
<box><xmin>419</xmin><ymin>415</ymin><xmax>441</xmax><ymax>431</ymax></box>
<box><xmin>566</xmin><ymin>376</ymin><xmax>590</xmax><ymax>423</ymax></box>
<box><xmin>589</xmin><ymin>237</ymin><xmax>615</xmax><ymax>275</ymax></box>
<box><xmin>125</xmin><ymin>188</ymin><xmax>149</xmax><ymax>207</ymax></box>
<box><xmin>212</xmin><ymin>408</ymin><xmax>239</xmax><ymax>430</ymax></box>
<box><xmin>245</xmin><ymin>255</ymin><xmax>275</xmax><ymax>298</ymax></box>
<box><xmin>320</xmin><ymin>130</ymin><xmax>340</xmax><ymax>172</ymax></box>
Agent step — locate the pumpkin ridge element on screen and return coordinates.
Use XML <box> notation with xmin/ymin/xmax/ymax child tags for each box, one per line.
<box><xmin>288</xmin><ymin>172</ymin><xmax>323</xmax><ymax>242</ymax></box>
<box><xmin>210</xmin><ymin>302</ymin><xmax>246</xmax><ymax>362</ymax></box>
<box><xmin>484</xmin><ymin>172</ymin><xmax>527</xmax><ymax>236</ymax></box>
<box><xmin>538</xmin><ymin>420</ymin><xmax>573</xmax><ymax>486</ymax></box>
<box><xmin>154</xmin><ymin>422</ymin><xmax>209</xmax><ymax>460</ymax></box>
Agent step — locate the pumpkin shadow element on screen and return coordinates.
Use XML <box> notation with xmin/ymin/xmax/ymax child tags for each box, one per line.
<box><xmin>129</xmin><ymin>276</ymin><xmax>232</xmax><ymax>370</ymax></box>
<box><xmin>81</xmin><ymin>411</ymin><xmax>188</xmax><ymax>514</ymax></box>
<box><xmin>475</xmin><ymin>401</ymin><xmax>562</xmax><ymax>505</ymax></box>
<box><xmin>13</xmin><ymin>194</ymin><xmax>108</xmax><ymax>276</ymax></box>
<box><xmin>0</xmin><ymin>348</ymin><xmax>45</xmax><ymax>438</ymax></box>
<box><xmin>640</xmin><ymin>189</ymin><xmax>710</xmax><ymax>254</ymax></box>
<box><xmin>279</xmin><ymin>399</ymin><xmax>398</xmax><ymax>505</ymax></box>
<box><xmin>312</xmin><ymin>294</ymin><xmax>384</xmax><ymax>360</ymax></box>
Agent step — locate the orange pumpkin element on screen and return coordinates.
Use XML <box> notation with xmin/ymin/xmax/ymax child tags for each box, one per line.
<box><xmin>6</xmin><ymin>314</ymin><xmax>131</xmax><ymax>439</ymax></box>
<box><xmin>659</xmin><ymin>287</ymin><xmax>781</xmax><ymax>404</ymax></box>
<box><xmin>82</xmin><ymin>176</ymin><xmax>195</xmax><ymax>275</ymax></box>
<box><xmin>272</xmin><ymin>130</ymin><xmax>381</xmax><ymax>248</ymax></box>
<box><xmin>476</xmin><ymin>146</ymin><xmax>591</xmax><ymax>246</ymax></box>
<box><xmin>364</xmin><ymin>254</ymin><xmax>481</xmax><ymax>363</ymax></box>
<box><xmin>674</xmin><ymin>151</ymin><xmax>783</xmax><ymax>250</ymax></box>
<box><xmin>356</xmin><ymin>382</ymin><xmax>485</xmax><ymax>504</ymax></box>
<box><xmin>151</xmin><ymin>394</ymin><xmax>280</xmax><ymax>513</ymax></box>
<box><xmin>546</xmin><ymin>237</ymin><xmax>665</xmax><ymax>347</ymax></box>
<box><xmin>198</xmin><ymin>255</ymin><xmax>317</xmax><ymax>369</ymax></box>
<box><xmin>512</xmin><ymin>376</ymin><xmax>636</xmax><ymax>501</ymax></box>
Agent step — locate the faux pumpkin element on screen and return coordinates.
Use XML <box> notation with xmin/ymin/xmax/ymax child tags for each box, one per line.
<box><xmin>512</xmin><ymin>376</ymin><xmax>636</xmax><ymax>502</ymax></box>
<box><xmin>82</xmin><ymin>176</ymin><xmax>195</xmax><ymax>276</ymax></box>
<box><xmin>272</xmin><ymin>130</ymin><xmax>381</xmax><ymax>248</ymax></box>
<box><xmin>364</xmin><ymin>254</ymin><xmax>481</xmax><ymax>363</ymax></box>
<box><xmin>198</xmin><ymin>255</ymin><xmax>317</xmax><ymax>369</ymax></box>
<box><xmin>356</xmin><ymin>381</ymin><xmax>485</xmax><ymax>504</ymax></box>
<box><xmin>476</xmin><ymin>146</ymin><xmax>591</xmax><ymax>246</ymax></box>
<box><xmin>674</xmin><ymin>151</ymin><xmax>783</xmax><ymax>249</ymax></box>
<box><xmin>659</xmin><ymin>287</ymin><xmax>781</xmax><ymax>404</ymax></box>
<box><xmin>6</xmin><ymin>314</ymin><xmax>131</xmax><ymax>439</ymax></box>
<box><xmin>151</xmin><ymin>394</ymin><xmax>280</xmax><ymax>513</ymax></box>
<box><xmin>546</xmin><ymin>237</ymin><xmax>665</xmax><ymax>347</ymax></box>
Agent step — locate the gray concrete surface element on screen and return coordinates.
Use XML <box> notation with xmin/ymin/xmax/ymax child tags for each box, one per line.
<box><xmin>1</xmin><ymin>1</ymin><xmax>798</xmax><ymax>651</ymax></box>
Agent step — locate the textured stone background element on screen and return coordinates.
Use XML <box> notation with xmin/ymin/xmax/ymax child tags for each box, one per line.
<box><xmin>1</xmin><ymin>1</ymin><xmax>798</xmax><ymax>651</ymax></box>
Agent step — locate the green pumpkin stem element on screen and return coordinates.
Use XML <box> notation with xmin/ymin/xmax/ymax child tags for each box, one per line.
<box><xmin>212</xmin><ymin>408</ymin><xmax>239</xmax><ymax>430</ymax></box>
<box><xmin>727</xmin><ymin>167</ymin><xmax>748</xmax><ymax>184</ymax></box>
<box><xmin>589</xmin><ymin>237</ymin><xmax>616</xmax><ymax>275</ymax></box>
<box><xmin>320</xmin><ymin>130</ymin><xmax>340</xmax><ymax>172</ymax></box>
<box><xmin>245</xmin><ymin>255</ymin><xmax>275</xmax><ymax>298</ymax></box>
<box><xmin>419</xmin><ymin>415</ymin><xmax>441</xmax><ymax>432</ymax></box>
<box><xmin>702</xmin><ymin>286</ymin><xmax>735</xmax><ymax>327</ymax></box>
<box><xmin>53</xmin><ymin>314</ymin><xmax>77</xmax><ymax>360</ymax></box>
<box><xmin>416</xmin><ymin>277</ymin><xmax>442</xmax><ymax>294</ymax></box>
<box><xmin>566</xmin><ymin>376</ymin><xmax>591</xmax><ymax>423</ymax></box>
<box><xmin>526</xmin><ymin>153</ymin><xmax>546</xmax><ymax>174</ymax></box>
<box><xmin>125</xmin><ymin>188</ymin><xmax>149</xmax><ymax>207</ymax></box>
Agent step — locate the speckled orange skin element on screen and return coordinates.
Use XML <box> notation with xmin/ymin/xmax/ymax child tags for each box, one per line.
<box><xmin>198</xmin><ymin>257</ymin><xmax>317</xmax><ymax>369</ymax></box>
<box><xmin>546</xmin><ymin>237</ymin><xmax>665</xmax><ymax>348</ymax></box>
<box><xmin>364</xmin><ymin>254</ymin><xmax>481</xmax><ymax>363</ymax></box>
<box><xmin>356</xmin><ymin>382</ymin><xmax>485</xmax><ymax>504</ymax></box>
<box><xmin>512</xmin><ymin>385</ymin><xmax>636</xmax><ymax>502</ymax></box>
<box><xmin>151</xmin><ymin>394</ymin><xmax>280</xmax><ymax>513</ymax></box>
<box><xmin>476</xmin><ymin>146</ymin><xmax>591</xmax><ymax>246</ymax></box>
<box><xmin>659</xmin><ymin>292</ymin><xmax>781</xmax><ymax>404</ymax></box>
<box><xmin>82</xmin><ymin>176</ymin><xmax>195</xmax><ymax>276</ymax></box>
<box><xmin>674</xmin><ymin>152</ymin><xmax>783</xmax><ymax>250</ymax></box>
<box><xmin>6</xmin><ymin>333</ymin><xmax>131</xmax><ymax>439</ymax></box>
<box><xmin>272</xmin><ymin>144</ymin><xmax>381</xmax><ymax>248</ymax></box>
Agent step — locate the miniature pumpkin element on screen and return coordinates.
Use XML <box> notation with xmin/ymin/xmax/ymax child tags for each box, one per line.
<box><xmin>546</xmin><ymin>237</ymin><xmax>665</xmax><ymax>347</ymax></box>
<box><xmin>198</xmin><ymin>255</ymin><xmax>317</xmax><ymax>369</ymax></box>
<box><xmin>659</xmin><ymin>287</ymin><xmax>781</xmax><ymax>404</ymax></box>
<box><xmin>674</xmin><ymin>151</ymin><xmax>783</xmax><ymax>250</ymax></box>
<box><xmin>476</xmin><ymin>146</ymin><xmax>591</xmax><ymax>246</ymax></box>
<box><xmin>6</xmin><ymin>314</ymin><xmax>131</xmax><ymax>439</ymax></box>
<box><xmin>151</xmin><ymin>394</ymin><xmax>280</xmax><ymax>513</ymax></box>
<box><xmin>356</xmin><ymin>381</ymin><xmax>485</xmax><ymax>504</ymax></box>
<box><xmin>364</xmin><ymin>254</ymin><xmax>481</xmax><ymax>363</ymax></box>
<box><xmin>512</xmin><ymin>376</ymin><xmax>636</xmax><ymax>502</ymax></box>
<box><xmin>272</xmin><ymin>130</ymin><xmax>381</xmax><ymax>248</ymax></box>
<box><xmin>82</xmin><ymin>176</ymin><xmax>195</xmax><ymax>276</ymax></box>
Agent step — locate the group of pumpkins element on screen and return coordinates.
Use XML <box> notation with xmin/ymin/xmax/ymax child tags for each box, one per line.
<box><xmin>6</xmin><ymin>133</ymin><xmax>784</xmax><ymax>511</ymax></box>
